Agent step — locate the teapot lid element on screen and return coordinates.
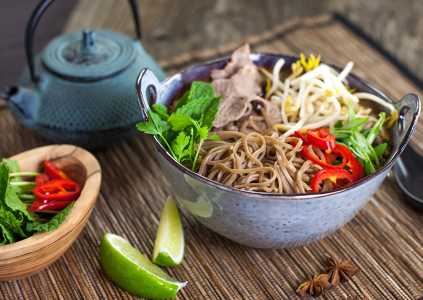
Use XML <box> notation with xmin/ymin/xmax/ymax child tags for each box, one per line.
<box><xmin>42</xmin><ymin>29</ymin><xmax>136</xmax><ymax>82</ymax></box>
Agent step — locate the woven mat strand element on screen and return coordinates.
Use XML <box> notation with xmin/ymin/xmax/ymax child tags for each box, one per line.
<box><xmin>1</xmin><ymin>14</ymin><xmax>423</xmax><ymax>300</ymax></box>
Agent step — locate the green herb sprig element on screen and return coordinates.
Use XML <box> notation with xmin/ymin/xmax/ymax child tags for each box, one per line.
<box><xmin>0</xmin><ymin>161</ymin><xmax>72</xmax><ymax>245</ymax></box>
<box><xmin>330</xmin><ymin>103</ymin><xmax>387</xmax><ymax>175</ymax></box>
<box><xmin>137</xmin><ymin>81</ymin><xmax>222</xmax><ymax>171</ymax></box>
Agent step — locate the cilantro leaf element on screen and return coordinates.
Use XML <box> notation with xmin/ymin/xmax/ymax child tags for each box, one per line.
<box><xmin>136</xmin><ymin>122</ymin><xmax>159</xmax><ymax>135</ymax></box>
<box><xmin>198</xmin><ymin>126</ymin><xmax>209</xmax><ymax>140</ymax></box>
<box><xmin>208</xmin><ymin>132</ymin><xmax>220</xmax><ymax>141</ymax></box>
<box><xmin>152</xmin><ymin>104</ymin><xmax>170</xmax><ymax>121</ymax></box>
<box><xmin>172</xmin><ymin>132</ymin><xmax>191</xmax><ymax>162</ymax></box>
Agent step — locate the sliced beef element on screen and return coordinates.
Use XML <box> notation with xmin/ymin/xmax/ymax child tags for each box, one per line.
<box><xmin>211</xmin><ymin>44</ymin><xmax>253</xmax><ymax>80</ymax></box>
<box><xmin>211</xmin><ymin>45</ymin><xmax>281</xmax><ymax>128</ymax></box>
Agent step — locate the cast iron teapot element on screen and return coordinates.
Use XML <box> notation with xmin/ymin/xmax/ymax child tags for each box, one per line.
<box><xmin>1</xmin><ymin>0</ymin><xmax>166</xmax><ymax>149</ymax></box>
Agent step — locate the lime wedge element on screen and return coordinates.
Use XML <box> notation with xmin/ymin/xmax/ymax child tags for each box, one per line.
<box><xmin>177</xmin><ymin>195</ymin><xmax>213</xmax><ymax>218</ymax></box>
<box><xmin>152</xmin><ymin>196</ymin><xmax>185</xmax><ymax>267</ymax></box>
<box><xmin>100</xmin><ymin>233</ymin><xmax>187</xmax><ymax>299</ymax></box>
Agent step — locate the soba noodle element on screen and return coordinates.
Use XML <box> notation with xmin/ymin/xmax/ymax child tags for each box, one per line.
<box><xmin>197</xmin><ymin>128</ymin><xmax>327</xmax><ymax>193</ymax></box>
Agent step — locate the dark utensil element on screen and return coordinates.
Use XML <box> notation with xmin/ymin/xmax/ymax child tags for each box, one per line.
<box><xmin>394</xmin><ymin>144</ymin><xmax>423</xmax><ymax>210</ymax></box>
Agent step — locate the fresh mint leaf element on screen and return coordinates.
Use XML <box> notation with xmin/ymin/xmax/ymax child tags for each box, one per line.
<box><xmin>202</xmin><ymin>96</ymin><xmax>222</xmax><ymax>128</ymax></box>
<box><xmin>175</xmin><ymin>97</ymin><xmax>215</xmax><ymax>122</ymax></box>
<box><xmin>152</xmin><ymin>104</ymin><xmax>170</xmax><ymax>121</ymax></box>
<box><xmin>2</xmin><ymin>158</ymin><xmax>20</xmax><ymax>173</ymax></box>
<box><xmin>136</xmin><ymin>122</ymin><xmax>159</xmax><ymax>135</ymax></box>
<box><xmin>168</xmin><ymin>114</ymin><xmax>196</xmax><ymax>131</ymax></box>
<box><xmin>0</xmin><ymin>222</ymin><xmax>18</xmax><ymax>245</ymax></box>
<box><xmin>173</xmin><ymin>91</ymin><xmax>190</xmax><ymax>112</ymax></box>
<box><xmin>0</xmin><ymin>165</ymin><xmax>33</xmax><ymax>221</ymax></box>
<box><xmin>188</xmin><ymin>81</ymin><xmax>215</xmax><ymax>102</ymax></box>
<box><xmin>26</xmin><ymin>202</ymin><xmax>74</xmax><ymax>233</ymax></box>
<box><xmin>0</xmin><ymin>207</ymin><xmax>28</xmax><ymax>238</ymax></box>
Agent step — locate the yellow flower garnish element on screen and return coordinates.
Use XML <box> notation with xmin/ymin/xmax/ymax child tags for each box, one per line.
<box><xmin>297</xmin><ymin>53</ymin><xmax>321</xmax><ymax>73</ymax></box>
<box><xmin>273</xmin><ymin>124</ymin><xmax>291</xmax><ymax>132</ymax></box>
<box><xmin>325</xmin><ymin>89</ymin><xmax>335</xmax><ymax>97</ymax></box>
<box><xmin>385</xmin><ymin>109</ymin><xmax>399</xmax><ymax>129</ymax></box>
<box><xmin>347</xmin><ymin>88</ymin><xmax>356</xmax><ymax>93</ymax></box>
<box><xmin>265</xmin><ymin>79</ymin><xmax>271</xmax><ymax>93</ymax></box>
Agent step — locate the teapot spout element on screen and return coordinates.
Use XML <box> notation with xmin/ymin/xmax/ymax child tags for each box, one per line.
<box><xmin>1</xmin><ymin>86</ymin><xmax>39</xmax><ymax>128</ymax></box>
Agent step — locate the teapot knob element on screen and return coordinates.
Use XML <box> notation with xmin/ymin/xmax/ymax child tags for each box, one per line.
<box><xmin>82</xmin><ymin>29</ymin><xmax>96</xmax><ymax>51</ymax></box>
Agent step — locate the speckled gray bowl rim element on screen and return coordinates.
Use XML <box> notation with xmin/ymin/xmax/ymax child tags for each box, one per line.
<box><xmin>136</xmin><ymin>53</ymin><xmax>420</xmax><ymax>201</ymax></box>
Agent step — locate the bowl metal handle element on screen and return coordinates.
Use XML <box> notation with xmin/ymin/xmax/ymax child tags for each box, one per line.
<box><xmin>393</xmin><ymin>93</ymin><xmax>421</xmax><ymax>155</ymax></box>
<box><xmin>136</xmin><ymin>68</ymin><xmax>165</xmax><ymax>123</ymax></box>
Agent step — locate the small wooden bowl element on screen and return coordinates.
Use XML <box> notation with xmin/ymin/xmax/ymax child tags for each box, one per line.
<box><xmin>0</xmin><ymin>145</ymin><xmax>101</xmax><ymax>281</ymax></box>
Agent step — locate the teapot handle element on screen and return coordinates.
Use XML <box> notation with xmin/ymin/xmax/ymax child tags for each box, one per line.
<box><xmin>26</xmin><ymin>0</ymin><xmax>142</xmax><ymax>83</ymax></box>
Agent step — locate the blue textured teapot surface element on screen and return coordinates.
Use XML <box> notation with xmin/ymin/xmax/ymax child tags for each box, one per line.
<box><xmin>2</xmin><ymin>0</ymin><xmax>165</xmax><ymax>149</ymax></box>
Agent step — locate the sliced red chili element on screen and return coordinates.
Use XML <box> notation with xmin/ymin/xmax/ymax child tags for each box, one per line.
<box><xmin>302</xmin><ymin>144</ymin><xmax>348</xmax><ymax>169</ymax></box>
<box><xmin>28</xmin><ymin>200</ymin><xmax>73</xmax><ymax>212</ymax></box>
<box><xmin>294</xmin><ymin>130</ymin><xmax>308</xmax><ymax>143</ymax></box>
<box><xmin>44</xmin><ymin>160</ymin><xmax>70</xmax><ymax>180</ymax></box>
<box><xmin>306</xmin><ymin>128</ymin><xmax>335</xmax><ymax>150</ymax></box>
<box><xmin>35</xmin><ymin>174</ymin><xmax>49</xmax><ymax>186</ymax></box>
<box><xmin>33</xmin><ymin>179</ymin><xmax>81</xmax><ymax>202</ymax></box>
<box><xmin>311</xmin><ymin>169</ymin><xmax>354</xmax><ymax>193</ymax></box>
<box><xmin>295</xmin><ymin>128</ymin><xmax>335</xmax><ymax>150</ymax></box>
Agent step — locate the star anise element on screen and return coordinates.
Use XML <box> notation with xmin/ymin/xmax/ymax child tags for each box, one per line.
<box><xmin>324</xmin><ymin>255</ymin><xmax>360</xmax><ymax>285</ymax></box>
<box><xmin>296</xmin><ymin>274</ymin><xmax>332</xmax><ymax>297</ymax></box>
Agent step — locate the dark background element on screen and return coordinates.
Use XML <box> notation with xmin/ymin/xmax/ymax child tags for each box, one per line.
<box><xmin>1</xmin><ymin>0</ymin><xmax>422</xmax><ymax>89</ymax></box>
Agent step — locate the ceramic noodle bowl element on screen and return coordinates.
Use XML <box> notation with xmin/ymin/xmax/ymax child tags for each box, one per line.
<box><xmin>136</xmin><ymin>53</ymin><xmax>420</xmax><ymax>248</ymax></box>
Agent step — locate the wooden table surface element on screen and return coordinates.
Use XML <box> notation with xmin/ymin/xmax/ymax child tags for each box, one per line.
<box><xmin>1</xmin><ymin>0</ymin><xmax>423</xmax><ymax>90</ymax></box>
<box><xmin>1</xmin><ymin>2</ymin><xmax>423</xmax><ymax>300</ymax></box>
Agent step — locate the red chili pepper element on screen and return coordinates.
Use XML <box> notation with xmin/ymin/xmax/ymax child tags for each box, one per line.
<box><xmin>311</xmin><ymin>169</ymin><xmax>354</xmax><ymax>193</ymax></box>
<box><xmin>301</xmin><ymin>144</ymin><xmax>348</xmax><ymax>169</ymax></box>
<box><xmin>295</xmin><ymin>128</ymin><xmax>335</xmax><ymax>150</ymax></box>
<box><xmin>35</xmin><ymin>174</ymin><xmax>49</xmax><ymax>186</ymax></box>
<box><xmin>44</xmin><ymin>160</ymin><xmax>70</xmax><ymax>180</ymax></box>
<box><xmin>33</xmin><ymin>179</ymin><xmax>81</xmax><ymax>202</ymax></box>
<box><xmin>294</xmin><ymin>130</ymin><xmax>308</xmax><ymax>143</ymax></box>
<box><xmin>28</xmin><ymin>200</ymin><xmax>73</xmax><ymax>212</ymax></box>
<box><xmin>324</xmin><ymin>144</ymin><xmax>362</xmax><ymax>182</ymax></box>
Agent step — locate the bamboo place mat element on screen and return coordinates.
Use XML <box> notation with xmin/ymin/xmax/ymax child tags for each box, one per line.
<box><xmin>1</xmin><ymin>14</ymin><xmax>423</xmax><ymax>300</ymax></box>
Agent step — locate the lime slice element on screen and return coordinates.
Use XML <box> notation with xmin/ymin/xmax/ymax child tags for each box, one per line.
<box><xmin>100</xmin><ymin>233</ymin><xmax>187</xmax><ymax>299</ymax></box>
<box><xmin>152</xmin><ymin>196</ymin><xmax>185</xmax><ymax>267</ymax></box>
